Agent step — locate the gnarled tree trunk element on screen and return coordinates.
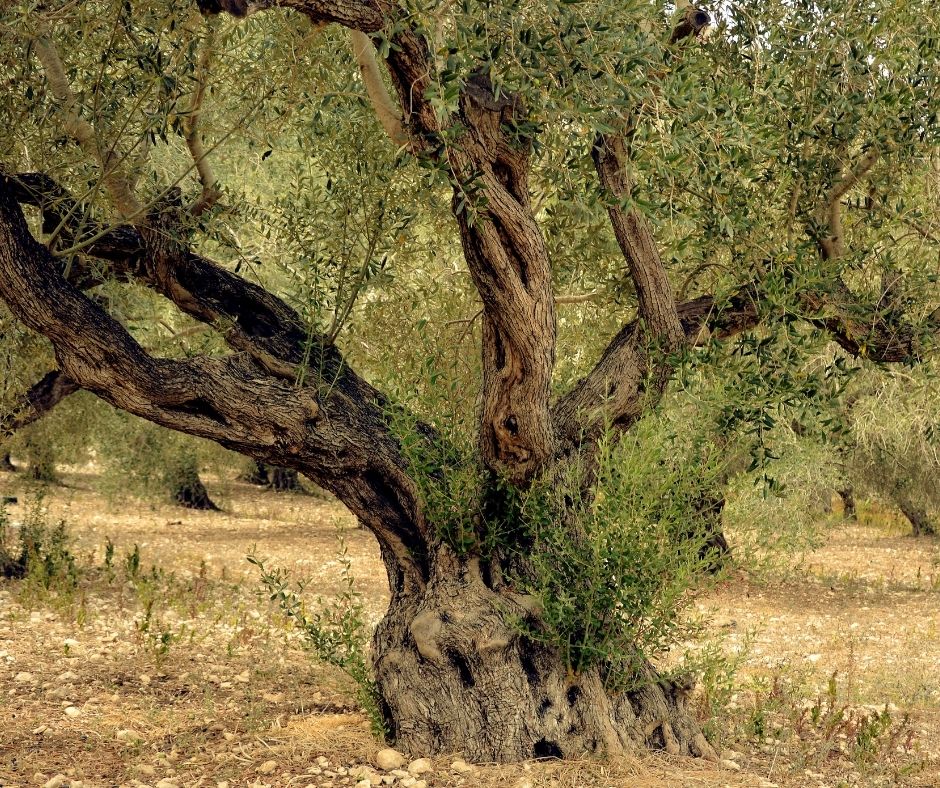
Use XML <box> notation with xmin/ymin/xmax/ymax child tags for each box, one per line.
<box><xmin>373</xmin><ymin>545</ymin><xmax>713</xmax><ymax>761</ymax></box>
<box><xmin>895</xmin><ymin>493</ymin><xmax>936</xmax><ymax>536</ymax></box>
<box><xmin>0</xmin><ymin>0</ymin><xmax>933</xmax><ymax>766</ymax></box>
<box><xmin>838</xmin><ymin>487</ymin><xmax>857</xmax><ymax>521</ymax></box>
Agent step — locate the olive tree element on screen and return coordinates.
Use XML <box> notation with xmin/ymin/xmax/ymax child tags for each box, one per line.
<box><xmin>0</xmin><ymin>0</ymin><xmax>938</xmax><ymax>762</ymax></box>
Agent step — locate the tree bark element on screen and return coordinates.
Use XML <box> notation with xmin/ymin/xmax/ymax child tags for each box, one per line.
<box><xmin>270</xmin><ymin>466</ymin><xmax>302</xmax><ymax>492</ymax></box>
<box><xmin>895</xmin><ymin>493</ymin><xmax>936</xmax><ymax>536</ymax></box>
<box><xmin>838</xmin><ymin>487</ymin><xmax>857</xmax><ymax>521</ymax></box>
<box><xmin>168</xmin><ymin>457</ymin><xmax>219</xmax><ymax>511</ymax></box>
<box><xmin>1</xmin><ymin>369</ymin><xmax>80</xmax><ymax>438</ymax></box>
<box><xmin>373</xmin><ymin>546</ymin><xmax>715</xmax><ymax>761</ymax></box>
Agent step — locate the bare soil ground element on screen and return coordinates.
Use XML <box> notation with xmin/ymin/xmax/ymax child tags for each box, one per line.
<box><xmin>0</xmin><ymin>470</ymin><xmax>937</xmax><ymax>788</ymax></box>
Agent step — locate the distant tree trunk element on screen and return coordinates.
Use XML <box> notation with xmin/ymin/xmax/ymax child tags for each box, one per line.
<box><xmin>244</xmin><ymin>460</ymin><xmax>303</xmax><ymax>492</ymax></box>
<box><xmin>1</xmin><ymin>453</ymin><xmax>14</xmax><ymax>472</ymax></box>
<box><xmin>895</xmin><ymin>494</ymin><xmax>936</xmax><ymax>536</ymax></box>
<box><xmin>168</xmin><ymin>458</ymin><xmax>219</xmax><ymax>511</ymax></box>
<box><xmin>691</xmin><ymin>491</ymin><xmax>731</xmax><ymax>572</ymax></box>
<box><xmin>838</xmin><ymin>487</ymin><xmax>857</xmax><ymax>520</ymax></box>
<box><xmin>243</xmin><ymin>459</ymin><xmax>270</xmax><ymax>486</ymax></box>
<box><xmin>270</xmin><ymin>466</ymin><xmax>302</xmax><ymax>492</ymax></box>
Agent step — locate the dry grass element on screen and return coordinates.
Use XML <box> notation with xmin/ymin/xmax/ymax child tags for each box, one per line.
<box><xmin>0</xmin><ymin>470</ymin><xmax>937</xmax><ymax>788</ymax></box>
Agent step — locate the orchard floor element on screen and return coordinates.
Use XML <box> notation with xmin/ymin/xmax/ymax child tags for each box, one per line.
<box><xmin>0</xmin><ymin>469</ymin><xmax>938</xmax><ymax>788</ymax></box>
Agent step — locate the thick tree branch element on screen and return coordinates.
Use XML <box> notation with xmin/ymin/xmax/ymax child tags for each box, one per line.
<box><xmin>1</xmin><ymin>370</ymin><xmax>80</xmax><ymax>438</ymax></box>
<box><xmin>553</xmin><ymin>289</ymin><xmax>760</xmax><ymax>445</ymax></box>
<box><xmin>447</xmin><ymin>78</ymin><xmax>557</xmax><ymax>483</ymax></box>
<box><xmin>0</xmin><ymin>175</ymin><xmax>430</xmax><ymax>588</ymax></box>
<box><xmin>592</xmin><ymin>135</ymin><xmax>684</xmax><ymax>350</ymax></box>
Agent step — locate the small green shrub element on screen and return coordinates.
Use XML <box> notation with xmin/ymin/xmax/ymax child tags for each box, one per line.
<box><xmin>0</xmin><ymin>495</ymin><xmax>77</xmax><ymax>593</ymax></box>
<box><xmin>248</xmin><ymin>534</ymin><xmax>384</xmax><ymax>736</ymax></box>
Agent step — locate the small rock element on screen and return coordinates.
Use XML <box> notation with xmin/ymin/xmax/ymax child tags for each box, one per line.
<box><xmin>450</xmin><ymin>759</ymin><xmax>474</xmax><ymax>774</ymax></box>
<box><xmin>407</xmin><ymin>758</ymin><xmax>431</xmax><ymax>776</ymax></box>
<box><xmin>156</xmin><ymin>780</ymin><xmax>179</xmax><ymax>788</ymax></box>
<box><xmin>720</xmin><ymin>759</ymin><xmax>741</xmax><ymax>771</ymax></box>
<box><xmin>400</xmin><ymin>779</ymin><xmax>417</xmax><ymax>788</ymax></box>
<box><xmin>135</xmin><ymin>765</ymin><xmax>156</xmax><ymax>777</ymax></box>
<box><xmin>390</xmin><ymin>770</ymin><xmax>410</xmax><ymax>779</ymax></box>
<box><xmin>44</xmin><ymin>776</ymin><xmax>67</xmax><ymax>788</ymax></box>
<box><xmin>258</xmin><ymin>761</ymin><xmax>277</xmax><ymax>775</ymax></box>
<box><xmin>63</xmin><ymin>639</ymin><xmax>80</xmax><ymax>650</ymax></box>
<box><xmin>262</xmin><ymin>692</ymin><xmax>284</xmax><ymax>703</ymax></box>
<box><xmin>58</xmin><ymin>671</ymin><xmax>79</xmax><ymax>683</ymax></box>
<box><xmin>217</xmin><ymin>782</ymin><xmax>230</xmax><ymax>788</ymax></box>
<box><xmin>355</xmin><ymin>782</ymin><xmax>371</xmax><ymax>788</ymax></box>
<box><xmin>139</xmin><ymin>675</ymin><xmax>151</xmax><ymax>687</ymax></box>
<box><xmin>32</xmin><ymin>725</ymin><xmax>48</xmax><ymax>735</ymax></box>
<box><xmin>316</xmin><ymin>756</ymin><xmax>330</xmax><ymax>767</ymax></box>
<box><xmin>14</xmin><ymin>671</ymin><xmax>34</xmax><ymax>683</ymax></box>
<box><xmin>374</xmin><ymin>749</ymin><xmax>405</xmax><ymax>771</ymax></box>
<box><xmin>64</xmin><ymin>706</ymin><xmax>81</xmax><ymax>717</ymax></box>
<box><xmin>116</xmin><ymin>729</ymin><xmax>143</xmax><ymax>742</ymax></box>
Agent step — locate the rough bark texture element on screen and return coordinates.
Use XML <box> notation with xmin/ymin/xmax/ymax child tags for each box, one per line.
<box><xmin>373</xmin><ymin>547</ymin><xmax>715</xmax><ymax>761</ymax></box>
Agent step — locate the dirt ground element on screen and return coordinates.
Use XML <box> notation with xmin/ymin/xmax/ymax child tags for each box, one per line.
<box><xmin>0</xmin><ymin>469</ymin><xmax>937</xmax><ymax>788</ymax></box>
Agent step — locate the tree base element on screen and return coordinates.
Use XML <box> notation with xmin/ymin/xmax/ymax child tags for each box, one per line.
<box><xmin>372</xmin><ymin>552</ymin><xmax>716</xmax><ymax>763</ymax></box>
<box><xmin>173</xmin><ymin>477</ymin><xmax>219</xmax><ymax>511</ymax></box>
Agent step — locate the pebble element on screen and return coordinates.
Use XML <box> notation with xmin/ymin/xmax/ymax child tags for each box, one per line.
<box><xmin>135</xmin><ymin>765</ymin><xmax>156</xmax><ymax>777</ymax></box>
<box><xmin>14</xmin><ymin>671</ymin><xmax>34</xmax><ymax>683</ymax></box>
<box><xmin>262</xmin><ymin>692</ymin><xmax>284</xmax><ymax>703</ymax></box>
<box><xmin>117</xmin><ymin>729</ymin><xmax>143</xmax><ymax>742</ymax></box>
<box><xmin>156</xmin><ymin>780</ymin><xmax>179</xmax><ymax>788</ymax></box>
<box><xmin>44</xmin><ymin>776</ymin><xmax>67</xmax><ymax>788</ymax></box>
<box><xmin>407</xmin><ymin>758</ymin><xmax>431</xmax><ymax>776</ymax></box>
<box><xmin>258</xmin><ymin>760</ymin><xmax>278</xmax><ymax>775</ymax></box>
<box><xmin>720</xmin><ymin>759</ymin><xmax>742</xmax><ymax>771</ymax></box>
<box><xmin>451</xmin><ymin>759</ymin><xmax>474</xmax><ymax>774</ymax></box>
<box><xmin>58</xmin><ymin>671</ymin><xmax>79</xmax><ymax>683</ymax></box>
<box><xmin>374</xmin><ymin>749</ymin><xmax>405</xmax><ymax>770</ymax></box>
<box><xmin>64</xmin><ymin>706</ymin><xmax>81</xmax><ymax>717</ymax></box>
